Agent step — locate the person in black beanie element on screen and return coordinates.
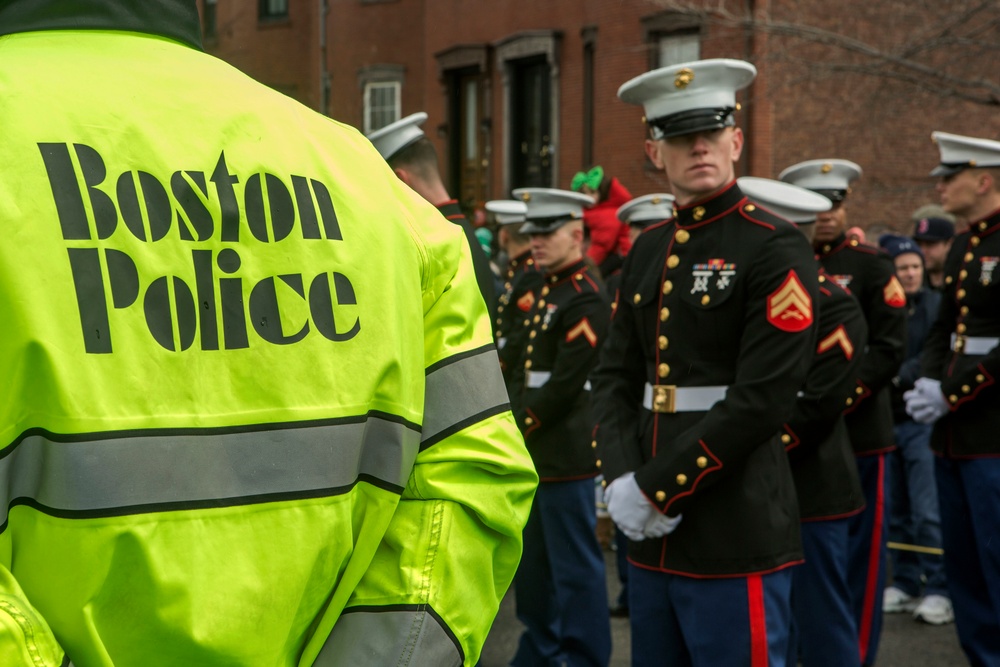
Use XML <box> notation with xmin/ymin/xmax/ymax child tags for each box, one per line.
<box><xmin>879</xmin><ymin>234</ymin><xmax>953</xmax><ymax>626</ymax></box>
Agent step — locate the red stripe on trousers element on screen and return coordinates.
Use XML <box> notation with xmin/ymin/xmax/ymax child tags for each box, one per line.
<box><xmin>748</xmin><ymin>574</ymin><xmax>768</xmax><ymax>667</ymax></box>
<box><xmin>858</xmin><ymin>454</ymin><xmax>885</xmax><ymax>662</ymax></box>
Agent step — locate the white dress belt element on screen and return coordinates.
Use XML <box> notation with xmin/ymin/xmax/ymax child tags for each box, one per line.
<box><xmin>951</xmin><ymin>333</ymin><xmax>999</xmax><ymax>355</ymax></box>
<box><xmin>642</xmin><ymin>382</ymin><xmax>728</xmax><ymax>413</ymax></box>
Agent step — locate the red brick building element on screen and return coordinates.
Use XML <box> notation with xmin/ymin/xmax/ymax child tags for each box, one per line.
<box><xmin>200</xmin><ymin>0</ymin><xmax>1000</xmax><ymax>231</ymax></box>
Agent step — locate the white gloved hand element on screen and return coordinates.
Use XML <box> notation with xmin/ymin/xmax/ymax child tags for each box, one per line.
<box><xmin>904</xmin><ymin>377</ymin><xmax>950</xmax><ymax>424</ymax></box>
<box><xmin>642</xmin><ymin>511</ymin><xmax>683</xmax><ymax>538</ymax></box>
<box><xmin>605</xmin><ymin>472</ymin><xmax>656</xmax><ymax>541</ymax></box>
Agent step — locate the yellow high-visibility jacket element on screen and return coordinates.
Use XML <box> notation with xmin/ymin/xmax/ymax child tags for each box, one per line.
<box><xmin>0</xmin><ymin>9</ymin><xmax>536</xmax><ymax>666</ymax></box>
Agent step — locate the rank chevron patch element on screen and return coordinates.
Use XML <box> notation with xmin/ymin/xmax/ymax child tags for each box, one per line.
<box><xmin>817</xmin><ymin>325</ymin><xmax>855</xmax><ymax>359</ymax></box>
<box><xmin>767</xmin><ymin>270</ymin><xmax>813</xmax><ymax>332</ymax></box>
<box><xmin>883</xmin><ymin>276</ymin><xmax>906</xmax><ymax>308</ymax></box>
<box><xmin>566</xmin><ymin>318</ymin><xmax>598</xmax><ymax>347</ymax></box>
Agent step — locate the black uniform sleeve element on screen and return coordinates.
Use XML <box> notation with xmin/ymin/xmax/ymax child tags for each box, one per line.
<box><xmin>590</xmin><ymin>255</ymin><xmax>647</xmax><ymax>483</ymax></box>
<box><xmin>785</xmin><ymin>286</ymin><xmax>867</xmax><ymax>459</ymax></box>
<box><xmin>921</xmin><ymin>238</ymin><xmax>964</xmax><ymax>380</ymax></box>
<box><xmin>634</xmin><ymin>228</ymin><xmax>819</xmax><ymax>516</ymax></box>
<box><xmin>851</xmin><ymin>253</ymin><xmax>906</xmax><ymax>408</ymax></box>
<box><xmin>514</xmin><ymin>291</ymin><xmax>609</xmax><ymax>432</ymax></box>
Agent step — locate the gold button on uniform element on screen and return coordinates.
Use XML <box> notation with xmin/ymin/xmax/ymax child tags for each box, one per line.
<box><xmin>660</xmin><ymin>308</ymin><xmax>670</xmax><ymax>321</ymax></box>
<box><xmin>846</xmin><ymin>397</ymin><xmax>854</xmax><ymax>406</ymax></box>
<box><xmin>658</xmin><ymin>363</ymin><xmax>670</xmax><ymax>378</ymax></box>
<box><xmin>591</xmin><ymin>440</ymin><xmax>598</xmax><ymax>449</ymax></box>
<box><xmin>693</xmin><ymin>207</ymin><xmax>705</xmax><ymax>221</ymax></box>
<box><xmin>959</xmin><ymin>270</ymin><xmax>968</xmax><ymax>280</ymax></box>
<box><xmin>957</xmin><ymin>323</ymin><xmax>967</xmax><ymax>334</ymax></box>
<box><xmin>676</xmin><ymin>474</ymin><xmax>688</xmax><ymax>485</ymax></box>
<box><xmin>575</xmin><ymin>273</ymin><xmax>583</xmax><ymax>280</ymax></box>
<box><xmin>696</xmin><ymin>457</ymin><xmax>708</xmax><ymax>468</ymax></box>
<box><xmin>963</xmin><ymin>385</ymin><xmax>971</xmax><ymax>394</ymax></box>
<box><xmin>675</xmin><ymin>229</ymin><xmax>690</xmax><ymax>244</ymax></box>
<box><xmin>949</xmin><ymin>395</ymin><xmax>958</xmax><ymax>403</ymax></box>
<box><xmin>658</xmin><ymin>336</ymin><xmax>669</xmax><ymax>350</ymax></box>
<box><xmin>525</xmin><ymin>417</ymin><xmax>534</xmax><ymax>425</ymax></box>
<box><xmin>819</xmin><ymin>275</ymin><xmax>826</xmax><ymax>283</ymax></box>
<box><xmin>946</xmin><ymin>276</ymin><xmax>953</xmax><ymax>285</ymax></box>
<box><xmin>662</xmin><ymin>280</ymin><xmax>673</xmax><ymax>295</ymax></box>
<box><xmin>527</xmin><ymin>345</ymin><xmax>534</xmax><ymax>353</ymax></box>
<box><xmin>961</xmin><ymin>306</ymin><xmax>970</xmax><ymax>315</ymax></box>
<box><xmin>979</xmin><ymin>221</ymin><xmax>988</xmax><ymax>231</ymax></box>
<box><xmin>655</xmin><ymin>490</ymin><xmax>666</xmax><ymax>502</ymax></box>
<box><xmin>977</xmin><ymin>374</ymin><xmax>986</xmax><ymax>383</ymax></box>
<box><xmin>667</xmin><ymin>255</ymin><xmax>680</xmax><ymax>269</ymax></box>
<box><xmin>634</xmin><ymin>293</ymin><xmax>641</xmax><ymax>304</ymax></box>
<box><xmin>856</xmin><ymin>386</ymin><xmax>864</xmax><ymax>395</ymax></box>
<box><xmin>525</xmin><ymin>360</ymin><xmax>532</xmax><ymax>369</ymax></box>
<box><xmin>701</xmin><ymin>295</ymin><xmax>710</xmax><ymax>305</ymax></box>
<box><xmin>958</xmin><ymin>289</ymin><xmax>967</xmax><ymax>300</ymax></box>
<box><xmin>537</xmin><ymin>299</ymin><xmax>546</xmax><ymax>308</ymax></box>
<box><xmin>745</xmin><ymin>204</ymin><xmax>756</xmax><ymax>212</ymax></box>
<box><xmin>965</xmin><ymin>252</ymin><xmax>974</xmax><ymax>262</ymax></box>
<box><xmin>529</xmin><ymin>330</ymin><xmax>537</xmax><ymax>339</ymax></box>
<box><xmin>971</xmin><ymin>237</ymin><xmax>981</xmax><ymax>247</ymax></box>
<box><xmin>533</xmin><ymin>314</ymin><xmax>541</xmax><ymax>323</ymax></box>
<box><xmin>541</xmin><ymin>286</ymin><xmax>549</xmax><ymax>296</ymax></box>
<box><xmin>781</xmin><ymin>434</ymin><xmax>791</xmax><ymax>444</ymax></box>
<box><xmin>596</xmin><ymin>459</ymin><xmax>602</xmax><ymax>469</ymax></box>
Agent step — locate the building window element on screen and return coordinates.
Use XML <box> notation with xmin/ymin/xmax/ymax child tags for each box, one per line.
<box><xmin>658</xmin><ymin>31</ymin><xmax>700</xmax><ymax>67</ymax></box>
<box><xmin>260</xmin><ymin>0</ymin><xmax>288</xmax><ymax>20</ymax></box>
<box><xmin>364</xmin><ymin>81</ymin><xmax>401</xmax><ymax>134</ymax></box>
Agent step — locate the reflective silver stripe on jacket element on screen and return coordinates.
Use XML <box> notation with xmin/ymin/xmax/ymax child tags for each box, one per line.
<box><xmin>950</xmin><ymin>333</ymin><xmax>999</xmax><ymax>355</ymax></box>
<box><xmin>525</xmin><ymin>370</ymin><xmax>590</xmax><ymax>391</ymax></box>
<box><xmin>421</xmin><ymin>346</ymin><xmax>511</xmax><ymax>449</ymax></box>
<box><xmin>641</xmin><ymin>383</ymin><xmax>728</xmax><ymax>412</ymax></box>
<box><xmin>314</xmin><ymin>606</ymin><xmax>462</xmax><ymax>667</ymax></box>
<box><xmin>0</xmin><ymin>414</ymin><xmax>419</xmax><ymax>522</ymax></box>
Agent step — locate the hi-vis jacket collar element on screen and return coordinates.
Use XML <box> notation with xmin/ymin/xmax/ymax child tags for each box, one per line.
<box><xmin>0</xmin><ymin>0</ymin><xmax>203</xmax><ymax>50</ymax></box>
<box><xmin>674</xmin><ymin>181</ymin><xmax>745</xmax><ymax>228</ymax></box>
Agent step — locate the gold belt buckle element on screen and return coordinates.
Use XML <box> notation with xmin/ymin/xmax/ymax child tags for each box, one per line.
<box><xmin>652</xmin><ymin>385</ymin><xmax>677</xmax><ymax>413</ymax></box>
<box><xmin>954</xmin><ymin>334</ymin><xmax>966</xmax><ymax>354</ymax></box>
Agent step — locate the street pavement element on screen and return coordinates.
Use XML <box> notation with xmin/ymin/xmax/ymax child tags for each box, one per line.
<box><xmin>480</xmin><ymin>548</ymin><xmax>967</xmax><ymax>666</ymax></box>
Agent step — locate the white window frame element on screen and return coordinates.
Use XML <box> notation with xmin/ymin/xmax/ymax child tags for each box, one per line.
<box><xmin>363</xmin><ymin>81</ymin><xmax>401</xmax><ymax>134</ymax></box>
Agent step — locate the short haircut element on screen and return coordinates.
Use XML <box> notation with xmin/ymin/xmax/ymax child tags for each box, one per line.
<box><xmin>388</xmin><ymin>136</ymin><xmax>439</xmax><ymax>181</ymax></box>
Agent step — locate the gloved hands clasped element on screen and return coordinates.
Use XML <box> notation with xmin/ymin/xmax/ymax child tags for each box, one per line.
<box><xmin>904</xmin><ymin>377</ymin><xmax>950</xmax><ymax>424</ymax></box>
<box><xmin>605</xmin><ymin>472</ymin><xmax>682</xmax><ymax>541</ymax></box>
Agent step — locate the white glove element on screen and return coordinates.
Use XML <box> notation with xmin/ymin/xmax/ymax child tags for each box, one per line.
<box><xmin>605</xmin><ymin>472</ymin><xmax>655</xmax><ymax>541</ymax></box>
<box><xmin>606</xmin><ymin>473</ymin><xmax>682</xmax><ymax>541</ymax></box>
<box><xmin>904</xmin><ymin>377</ymin><xmax>950</xmax><ymax>424</ymax></box>
<box><xmin>642</xmin><ymin>511</ymin><xmax>683</xmax><ymax>538</ymax></box>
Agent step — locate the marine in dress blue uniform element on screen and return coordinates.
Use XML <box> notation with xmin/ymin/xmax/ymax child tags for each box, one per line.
<box><xmin>508</xmin><ymin>188</ymin><xmax>612</xmax><ymax>667</ymax></box>
<box><xmin>740</xmin><ymin>177</ymin><xmax>867</xmax><ymax>667</ymax></box>
<box><xmin>906</xmin><ymin>131</ymin><xmax>1000</xmax><ymax>665</ymax></box>
<box><xmin>781</xmin><ymin>159</ymin><xmax>907</xmax><ymax>666</ymax></box>
<box><xmin>592</xmin><ymin>60</ymin><xmax>819</xmax><ymax>667</ymax></box>
<box><xmin>367</xmin><ymin>113</ymin><xmax>497</xmax><ymax>312</ymax></box>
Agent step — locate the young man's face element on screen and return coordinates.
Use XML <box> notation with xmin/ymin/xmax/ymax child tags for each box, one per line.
<box><xmin>937</xmin><ymin>169</ymin><xmax>981</xmax><ymax>220</ymax></box>
<box><xmin>894</xmin><ymin>253</ymin><xmax>924</xmax><ymax>295</ymax></box>
<box><xmin>645</xmin><ymin>127</ymin><xmax>742</xmax><ymax>205</ymax></box>
<box><xmin>813</xmin><ymin>200</ymin><xmax>848</xmax><ymax>245</ymax></box>
<box><xmin>529</xmin><ymin>222</ymin><xmax>583</xmax><ymax>273</ymax></box>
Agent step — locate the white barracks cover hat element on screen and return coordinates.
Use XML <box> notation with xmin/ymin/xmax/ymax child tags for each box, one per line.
<box><xmin>738</xmin><ymin>177</ymin><xmax>832</xmax><ymax>224</ymax></box>
<box><xmin>930</xmin><ymin>131</ymin><xmax>1000</xmax><ymax>177</ymax></box>
<box><xmin>485</xmin><ymin>199</ymin><xmax>528</xmax><ymax>225</ymax></box>
<box><xmin>512</xmin><ymin>188</ymin><xmax>593</xmax><ymax>234</ymax></box>
<box><xmin>366</xmin><ymin>112</ymin><xmax>427</xmax><ymax>161</ymax></box>
<box><xmin>778</xmin><ymin>159</ymin><xmax>862</xmax><ymax>203</ymax></box>
<box><xmin>616</xmin><ymin>193</ymin><xmax>676</xmax><ymax>228</ymax></box>
<box><xmin>617</xmin><ymin>59</ymin><xmax>757</xmax><ymax>139</ymax></box>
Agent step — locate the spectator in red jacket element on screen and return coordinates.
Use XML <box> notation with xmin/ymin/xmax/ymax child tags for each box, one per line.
<box><xmin>571</xmin><ymin>166</ymin><xmax>633</xmax><ymax>276</ymax></box>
